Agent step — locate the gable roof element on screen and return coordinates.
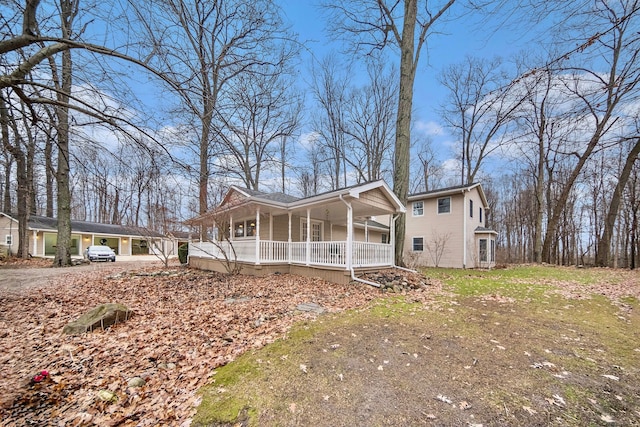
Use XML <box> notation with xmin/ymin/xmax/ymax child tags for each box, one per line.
<box><xmin>408</xmin><ymin>183</ymin><xmax>489</xmax><ymax>209</ymax></box>
<box><xmin>2</xmin><ymin>213</ymin><xmax>165</xmax><ymax>238</ymax></box>
<box><xmin>229</xmin><ymin>187</ymin><xmax>300</xmax><ymax>204</ymax></box>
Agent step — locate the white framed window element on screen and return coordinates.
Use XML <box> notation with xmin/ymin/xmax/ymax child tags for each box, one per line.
<box><xmin>234</xmin><ymin>219</ymin><xmax>256</xmax><ymax>238</ymax></box>
<box><xmin>437</xmin><ymin>197</ymin><xmax>451</xmax><ymax>214</ymax></box>
<box><xmin>412</xmin><ymin>201</ymin><xmax>424</xmax><ymax>216</ymax></box>
<box><xmin>381</xmin><ymin>234</ymin><xmax>388</xmax><ymax>244</ymax></box>
<box><xmin>479</xmin><ymin>239</ymin><xmax>488</xmax><ymax>262</ymax></box>
<box><xmin>491</xmin><ymin>239</ymin><xmax>495</xmax><ymax>262</ymax></box>
<box><xmin>412</xmin><ymin>237</ymin><xmax>424</xmax><ymax>252</ymax></box>
<box><xmin>470</xmin><ymin>199</ymin><xmax>474</xmax><ymax>218</ymax></box>
<box><xmin>5</xmin><ymin>235</ymin><xmax>12</xmax><ymax>245</ymax></box>
<box><xmin>301</xmin><ymin>220</ymin><xmax>323</xmax><ymax>242</ymax></box>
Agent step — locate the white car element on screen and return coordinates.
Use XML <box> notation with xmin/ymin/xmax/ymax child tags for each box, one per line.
<box><xmin>84</xmin><ymin>245</ymin><xmax>116</xmax><ymax>262</ymax></box>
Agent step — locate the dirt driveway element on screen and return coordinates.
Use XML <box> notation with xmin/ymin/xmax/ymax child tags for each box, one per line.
<box><xmin>0</xmin><ymin>258</ymin><xmax>169</xmax><ymax>292</ymax></box>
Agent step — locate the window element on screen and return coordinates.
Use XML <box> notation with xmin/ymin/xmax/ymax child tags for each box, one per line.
<box><xmin>5</xmin><ymin>235</ymin><xmax>12</xmax><ymax>245</ymax></box>
<box><xmin>491</xmin><ymin>240</ymin><xmax>495</xmax><ymax>262</ymax></box>
<box><xmin>437</xmin><ymin>197</ymin><xmax>451</xmax><ymax>214</ymax></box>
<box><xmin>234</xmin><ymin>220</ymin><xmax>256</xmax><ymax>238</ymax></box>
<box><xmin>479</xmin><ymin>239</ymin><xmax>488</xmax><ymax>262</ymax></box>
<box><xmin>479</xmin><ymin>207</ymin><xmax>483</xmax><ymax>223</ymax></box>
<box><xmin>412</xmin><ymin>201</ymin><xmax>424</xmax><ymax>216</ymax></box>
<box><xmin>381</xmin><ymin>234</ymin><xmax>388</xmax><ymax>244</ymax></box>
<box><xmin>470</xmin><ymin>199</ymin><xmax>474</xmax><ymax>218</ymax></box>
<box><xmin>412</xmin><ymin>237</ymin><xmax>424</xmax><ymax>251</ymax></box>
<box><xmin>302</xmin><ymin>221</ymin><xmax>322</xmax><ymax>242</ymax></box>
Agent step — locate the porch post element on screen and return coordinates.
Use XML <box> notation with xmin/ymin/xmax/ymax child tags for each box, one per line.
<box><xmin>345</xmin><ymin>201</ymin><xmax>353</xmax><ymax>270</ymax></box>
<box><xmin>390</xmin><ymin>215</ymin><xmax>397</xmax><ymax>266</ymax></box>
<box><xmin>288</xmin><ymin>212</ymin><xmax>292</xmax><ymax>263</ymax></box>
<box><xmin>255</xmin><ymin>207</ymin><xmax>261</xmax><ymax>265</ymax></box>
<box><xmin>364</xmin><ymin>219</ymin><xmax>369</xmax><ymax>242</ymax></box>
<box><xmin>306</xmin><ymin>208</ymin><xmax>311</xmax><ymax>266</ymax></box>
<box><xmin>32</xmin><ymin>230</ymin><xmax>37</xmax><ymax>256</ymax></box>
<box><xmin>229</xmin><ymin>214</ymin><xmax>233</xmax><ymax>241</ymax></box>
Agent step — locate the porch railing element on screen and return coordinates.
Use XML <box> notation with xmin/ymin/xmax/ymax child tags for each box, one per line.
<box><xmin>189</xmin><ymin>240</ymin><xmax>392</xmax><ymax>268</ymax></box>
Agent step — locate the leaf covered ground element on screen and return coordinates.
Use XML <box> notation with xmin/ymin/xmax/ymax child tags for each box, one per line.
<box><xmin>1</xmin><ymin>263</ymin><xmax>640</xmax><ymax>426</ymax></box>
<box><xmin>0</xmin><ymin>263</ymin><xmax>428</xmax><ymax>426</ymax></box>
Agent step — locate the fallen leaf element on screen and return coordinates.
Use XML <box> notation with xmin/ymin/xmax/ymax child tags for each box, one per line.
<box><xmin>522</xmin><ymin>406</ymin><xmax>537</xmax><ymax>415</ymax></box>
<box><xmin>299</xmin><ymin>364</ymin><xmax>308</xmax><ymax>374</ymax></box>
<box><xmin>600</xmin><ymin>414</ymin><xmax>615</xmax><ymax>423</ymax></box>
<box><xmin>459</xmin><ymin>400</ymin><xmax>472</xmax><ymax>410</ymax></box>
<box><xmin>435</xmin><ymin>394</ymin><xmax>453</xmax><ymax>404</ymax></box>
<box><xmin>601</xmin><ymin>374</ymin><xmax>619</xmax><ymax>381</ymax></box>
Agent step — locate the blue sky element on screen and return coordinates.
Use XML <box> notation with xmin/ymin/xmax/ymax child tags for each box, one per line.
<box><xmin>279</xmin><ymin>1</ymin><xmax>532</xmax><ymax>166</ymax></box>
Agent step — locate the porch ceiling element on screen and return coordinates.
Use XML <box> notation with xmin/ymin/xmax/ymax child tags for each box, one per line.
<box><xmin>290</xmin><ymin>197</ymin><xmax>391</xmax><ymax>225</ymax></box>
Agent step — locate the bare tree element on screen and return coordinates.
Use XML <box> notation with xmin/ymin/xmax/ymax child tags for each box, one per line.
<box><xmin>133</xmin><ymin>0</ymin><xmax>295</xmax><ymax>214</ymax></box>
<box><xmin>0</xmin><ymin>94</ymin><xmax>30</xmax><ymax>257</ymax></box>
<box><xmin>0</xmin><ymin>0</ymin><xmax>181</xmax><ymax>265</ymax></box>
<box><xmin>439</xmin><ymin>56</ymin><xmax>521</xmax><ymax>185</ymax></box>
<box><xmin>425</xmin><ymin>231</ymin><xmax>451</xmax><ymax>267</ymax></box>
<box><xmin>310</xmin><ymin>54</ymin><xmax>350</xmax><ymax>190</ymax></box>
<box><xmin>596</xmin><ymin>133</ymin><xmax>640</xmax><ymax>266</ymax></box>
<box><xmin>342</xmin><ymin>57</ymin><xmax>397</xmax><ymax>183</ymax></box>
<box><xmin>412</xmin><ymin>136</ymin><xmax>443</xmax><ymax>193</ymax></box>
<box><xmin>539</xmin><ymin>0</ymin><xmax>640</xmax><ymax>263</ymax></box>
<box><xmin>214</xmin><ymin>68</ymin><xmax>302</xmax><ymax>190</ymax></box>
<box><xmin>323</xmin><ymin>0</ymin><xmax>457</xmax><ymax>265</ymax></box>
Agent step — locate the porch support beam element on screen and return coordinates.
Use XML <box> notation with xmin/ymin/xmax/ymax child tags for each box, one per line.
<box><xmin>255</xmin><ymin>207</ymin><xmax>261</xmax><ymax>265</ymax></box>
<box><xmin>391</xmin><ymin>215</ymin><xmax>397</xmax><ymax>266</ymax></box>
<box><xmin>305</xmin><ymin>208</ymin><xmax>311</xmax><ymax>266</ymax></box>
<box><xmin>229</xmin><ymin>214</ymin><xmax>233</xmax><ymax>241</ymax></box>
<box><xmin>364</xmin><ymin>219</ymin><xmax>369</xmax><ymax>242</ymax></box>
<box><xmin>32</xmin><ymin>230</ymin><xmax>37</xmax><ymax>256</ymax></box>
<box><xmin>288</xmin><ymin>212</ymin><xmax>292</xmax><ymax>263</ymax></box>
<box><xmin>341</xmin><ymin>196</ymin><xmax>353</xmax><ymax>271</ymax></box>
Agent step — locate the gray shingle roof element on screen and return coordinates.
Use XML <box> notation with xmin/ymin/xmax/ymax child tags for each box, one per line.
<box><xmin>22</xmin><ymin>214</ymin><xmax>166</xmax><ymax>238</ymax></box>
<box><xmin>234</xmin><ymin>187</ymin><xmax>300</xmax><ymax>203</ymax></box>
<box><xmin>409</xmin><ymin>183</ymin><xmax>478</xmax><ymax>198</ymax></box>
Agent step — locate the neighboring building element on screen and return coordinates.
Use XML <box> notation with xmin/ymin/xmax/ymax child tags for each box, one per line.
<box><xmin>187</xmin><ymin>180</ymin><xmax>405</xmax><ymax>284</ymax></box>
<box><xmin>0</xmin><ymin>213</ymin><xmax>174</xmax><ymax>258</ymax></box>
<box><xmin>405</xmin><ymin>183</ymin><xmax>497</xmax><ymax>268</ymax></box>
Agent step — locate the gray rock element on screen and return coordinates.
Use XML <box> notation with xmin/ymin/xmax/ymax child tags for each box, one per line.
<box><xmin>62</xmin><ymin>303</ymin><xmax>132</xmax><ymax>335</ymax></box>
<box><xmin>127</xmin><ymin>377</ymin><xmax>146</xmax><ymax>388</ymax></box>
<box><xmin>296</xmin><ymin>302</ymin><xmax>325</xmax><ymax>314</ymax></box>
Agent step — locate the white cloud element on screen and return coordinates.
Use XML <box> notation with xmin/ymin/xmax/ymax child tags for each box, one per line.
<box><xmin>442</xmin><ymin>158</ymin><xmax>459</xmax><ymax>172</ymax></box>
<box><xmin>297</xmin><ymin>131</ymin><xmax>320</xmax><ymax>150</ymax></box>
<box><xmin>415</xmin><ymin>120</ymin><xmax>444</xmax><ymax>136</ymax></box>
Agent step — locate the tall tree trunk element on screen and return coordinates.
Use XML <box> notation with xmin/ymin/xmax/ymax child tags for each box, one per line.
<box><xmin>393</xmin><ymin>0</ymin><xmax>417</xmax><ymax>266</ymax></box>
<box><xmin>2</xmin><ymin>152</ymin><xmax>11</xmax><ymax>212</ymax></box>
<box><xmin>53</xmin><ymin>0</ymin><xmax>76</xmax><ymax>267</ymax></box>
<box><xmin>596</xmin><ymin>137</ymin><xmax>640</xmax><ymax>266</ymax></box>
<box><xmin>0</xmin><ymin>96</ymin><xmax>30</xmax><ymax>258</ymax></box>
<box><xmin>44</xmin><ymin>136</ymin><xmax>54</xmax><ymax>216</ymax></box>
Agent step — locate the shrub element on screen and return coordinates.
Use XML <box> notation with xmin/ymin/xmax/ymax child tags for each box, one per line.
<box><xmin>178</xmin><ymin>243</ymin><xmax>189</xmax><ymax>264</ymax></box>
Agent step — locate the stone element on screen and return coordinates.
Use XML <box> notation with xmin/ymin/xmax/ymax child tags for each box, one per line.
<box><xmin>296</xmin><ymin>302</ymin><xmax>325</xmax><ymax>314</ymax></box>
<box><xmin>127</xmin><ymin>377</ymin><xmax>146</xmax><ymax>388</ymax></box>
<box><xmin>97</xmin><ymin>390</ymin><xmax>118</xmax><ymax>403</ymax></box>
<box><xmin>62</xmin><ymin>303</ymin><xmax>132</xmax><ymax>335</ymax></box>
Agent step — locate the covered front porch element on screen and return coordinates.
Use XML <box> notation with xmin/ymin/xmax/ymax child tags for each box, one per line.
<box><xmin>187</xmin><ymin>181</ymin><xmax>405</xmax><ymax>284</ymax></box>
